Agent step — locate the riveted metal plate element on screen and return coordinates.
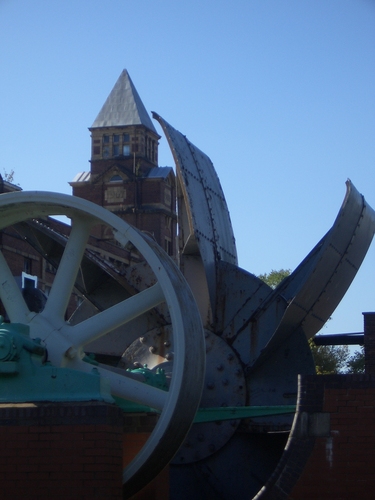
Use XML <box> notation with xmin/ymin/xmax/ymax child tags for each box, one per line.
<box><xmin>118</xmin><ymin>325</ymin><xmax>174</xmax><ymax>370</ymax></box>
<box><xmin>172</xmin><ymin>331</ymin><xmax>246</xmax><ymax>464</ymax></box>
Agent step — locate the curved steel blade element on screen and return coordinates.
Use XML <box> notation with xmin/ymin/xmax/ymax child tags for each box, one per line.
<box><xmin>153</xmin><ymin>112</ymin><xmax>237</xmax><ymax>327</ymax></box>
<box><xmin>234</xmin><ymin>180</ymin><xmax>375</xmax><ymax>369</ymax></box>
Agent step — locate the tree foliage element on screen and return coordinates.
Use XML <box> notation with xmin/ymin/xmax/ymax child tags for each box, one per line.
<box><xmin>2</xmin><ymin>169</ymin><xmax>15</xmax><ymax>184</ymax></box>
<box><xmin>346</xmin><ymin>346</ymin><xmax>365</xmax><ymax>374</ymax></box>
<box><xmin>258</xmin><ymin>269</ymin><xmax>291</xmax><ymax>289</ymax></box>
<box><xmin>308</xmin><ymin>339</ymin><xmax>349</xmax><ymax>374</ymax></box>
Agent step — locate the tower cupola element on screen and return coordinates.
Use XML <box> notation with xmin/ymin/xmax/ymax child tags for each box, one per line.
<box><xmin>89</xmin><ymin>69</ymin><xmax>160</xmax><ymax>175</ymax></box>
<box><xmin>70</xmin><ymin>70</ymin><xmax>176</xmax><ymax>256</ymax></box>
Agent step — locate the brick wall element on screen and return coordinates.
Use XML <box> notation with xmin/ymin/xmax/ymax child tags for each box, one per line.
<box><xmin>123</xmin><ymin>414</ymin><xmax>169</xmax><ymax>500</ymax></box>
<box><xmin>290</xmin><ymin>375</ymin><xmax>375</xmax><ymax>499</ymax></box>
<box><xmin>254</xmin><ymin>374</ymin><xmax>375</xmax><ymax>500</ymax></box>
<box><xmin>364</xmin><ymin>312</ymin><xmax>375</xmax><ymax>375</ymax></box>
<box><xmin>0</xmin><ymin>402</ymin><xmax>123</xmax><ymax>499</ymax></box>
<box><xmin>72</xmin><ymin>176</ymin><xmax>176</xmax><ymax>254</ymax></box>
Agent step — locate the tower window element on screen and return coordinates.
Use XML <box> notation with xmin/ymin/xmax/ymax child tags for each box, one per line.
<box><xmin>146</xmin><ymin>137</ymin><xmax>150</xmax><ymax>158</ymax></box>
<box><xmin>165</xmin><ymin>238</ymin><xmax>172</xmax><ymax>256</ymax></box>
<box><xmin>113</xmin><ymin>145</ymin><xmax>120</xmax><ymax>156</ymax></box>
<box><xmin>93</xmin><ymin>146</ymin><xmax>100</xmax><ymax>155</ymax></box>
<box><xmin>113</xmin><ymin>134</ymin><xmax>120</xmax><ymax>143</ymax></box>
<box><xmin>24</xmin><ymin>257</ymin><xmax>32</xmax><ymax>274</ymax></box>
<box><xmin>103</xmin><ymin>135</ymin><xmax>110</xmax><ymax>144</ymax></box>
<box><xmin>123</xmin><ymin>134</ymin><xmax>130</xmax><ymax>156</ymax></box>
<box><xmin>103</xmin><ymin>146</ymin><xmax>110</xmax><ymax>158</ymax></box>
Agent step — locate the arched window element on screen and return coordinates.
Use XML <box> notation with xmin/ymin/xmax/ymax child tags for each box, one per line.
<box><xmin>109</xmin><ymin>175</ymin><xmax>122</xmax><ymax>182</ymax></box>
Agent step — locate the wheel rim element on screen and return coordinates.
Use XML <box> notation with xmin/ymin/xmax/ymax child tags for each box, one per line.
<box><xmin>0</xmin><ymin>191</ymin><xmax>205</xmax><ymax>496</ymax></box>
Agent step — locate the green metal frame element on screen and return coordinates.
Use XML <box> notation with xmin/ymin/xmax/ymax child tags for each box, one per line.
<box><xmin>0</xmin><ymin>320</ymin><xmax>113</xmax><ymax>403</ymax></box>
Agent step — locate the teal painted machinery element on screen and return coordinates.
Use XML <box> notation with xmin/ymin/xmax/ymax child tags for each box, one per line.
<box><xmin>0</xmin><ymin>318</ymin><xmax>113</xmax><ymax>403</ymax></box>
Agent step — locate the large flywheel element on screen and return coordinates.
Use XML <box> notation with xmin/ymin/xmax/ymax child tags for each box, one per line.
<box><xmin>0</xmin><ymin>191</ymin><xmax>205</xmax><ymax>497</ymax></box>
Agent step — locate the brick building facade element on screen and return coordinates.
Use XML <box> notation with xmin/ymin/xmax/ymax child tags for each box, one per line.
<box><xmin>70</xmin><ymin>70</ymin><xmax>176</xmax><ymax>257</ymax></box>
<box><xmin>0</xmin><ymin>70</ymin><xmax>177</xmax><ymax>317</ymax></box>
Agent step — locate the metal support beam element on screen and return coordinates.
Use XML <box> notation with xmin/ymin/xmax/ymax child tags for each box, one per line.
<box><xmin>116</xmin><ymin>398</ymin><xmax>296</xmax><ymax>423</ymax></box>
<box><xmin>313</xmin><ymin>333</ymin><xmax>364</xmax><ymax>346</ymax></box>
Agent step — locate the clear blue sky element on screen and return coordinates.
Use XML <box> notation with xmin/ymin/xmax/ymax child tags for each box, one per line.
<box><xmin>1</xmin><ymin>0</ymin><xmax>374</xmax><ymax>339</ymax></box>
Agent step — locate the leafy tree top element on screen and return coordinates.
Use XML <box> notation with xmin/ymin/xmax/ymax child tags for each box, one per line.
<box><xmin>257</xmin><ymin>269</ymin><xmax>291</xmax><ymax>289</ymax></box>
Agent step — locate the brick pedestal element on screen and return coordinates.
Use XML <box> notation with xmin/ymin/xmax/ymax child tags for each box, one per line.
<box><xmin>123</xmin><ymin>414</ymin><xmax>169</xmax><ymax>500</ymax></box>
<box><xmin>0</xmin><ymin>401</ymin><xmax>123</xmax><ymax>499</ymax></box>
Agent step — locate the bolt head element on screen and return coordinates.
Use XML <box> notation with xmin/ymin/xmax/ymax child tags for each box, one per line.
<box><xmin>65</xmin><ymin>347</ymin><xmax>77</xmax><ymax>360</ymax></box>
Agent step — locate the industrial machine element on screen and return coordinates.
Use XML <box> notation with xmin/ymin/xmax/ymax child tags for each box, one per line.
<box><xmin>0</xmin><ymin>114</ymin><xmax>374</xmax><ymax>499</ymax></box>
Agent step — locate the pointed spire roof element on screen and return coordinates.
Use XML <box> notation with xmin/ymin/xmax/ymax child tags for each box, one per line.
<box><xmin>91</xmin><ymin>69</ymin><xmax>157</xmax><ymax>133</ymax></box>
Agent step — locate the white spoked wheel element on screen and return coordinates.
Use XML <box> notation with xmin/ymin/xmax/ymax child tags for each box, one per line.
<box><xmin>0</xmin><ymin>191</ymin><xmax>205</xmax><ymax>497</ymax></box>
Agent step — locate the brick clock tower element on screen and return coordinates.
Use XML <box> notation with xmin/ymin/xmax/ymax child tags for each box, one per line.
<box><xmin>70</xmin><ymin>69</ymin><xmax>176</xmax><ymax>257</ymax></box>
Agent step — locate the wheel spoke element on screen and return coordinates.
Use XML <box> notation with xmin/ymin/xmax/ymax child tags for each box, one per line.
<box><xmin>99</xmin><ymin>366</ymin><xmax>167</xmax><ymax>410</ymax></box>
<box><xmin>63</xmin><ymin>282</ymin><xmax>165</xmax><ymax>347</ymax></box>
<box><xmin>0</xmin><ymin>251</ymin><xmax>30</xmax><ymax>323</ymax></box>
<box><xmin>72</xmin><ymin>358</ymin><xmax>167</xmax><ymax>410</ymax></box>
<box><xmin>43</xmin><ymin>215</ymin><xmax>91</xmax><ymax>321</ymax></box>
